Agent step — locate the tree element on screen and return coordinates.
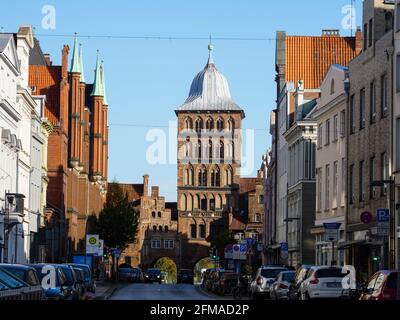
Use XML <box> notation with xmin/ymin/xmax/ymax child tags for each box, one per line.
<box><xmin>92</xmin><ymin>182</ymin><xmax>139</xmax><ymax>279</ymax></box>
<box><xmin>154</xmin><ymin>258</ymin><xmax>177</xmax><ymax>284</ymax></box>
<box><xmin>211</xmin><ymin>230</ymin><xmax>236</xmax><ymax>258</ymax></box>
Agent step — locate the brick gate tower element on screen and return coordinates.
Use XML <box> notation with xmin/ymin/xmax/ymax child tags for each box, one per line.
<box><xmin>175</xmin><ymin>44</ymin><xmax>245</xmax><ymax>267</ymax></box>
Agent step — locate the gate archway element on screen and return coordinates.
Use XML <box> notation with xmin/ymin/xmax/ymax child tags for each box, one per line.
<box><xmin>152</xmin><ymin>257</ymin><xmax>178</xmax><ymax>284</ymax></box>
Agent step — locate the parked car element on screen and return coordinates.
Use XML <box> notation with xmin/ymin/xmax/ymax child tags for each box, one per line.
<box><xmin>67</xmin><ymin>263</ymin><xmax>96</xmax><ymax>299</ymax></box>
<box><xmin>131</xmin><ymin>268</ymin><xmax>144</xmax><ymax>283</ymax></box>
<box><xmin>215</xmin><ymin>272</ymin><xmax>242</xmax><ymax>296</ymax></box>
<box><xmin>31</xmin><ymin>264</ymin><xmax>72</xmax><ymax>300</ymax></box>
<box><xmin>288</xmin><ymin>265</ymin><xmax>313</xmax><ymax>300</ymax></box>
<box><xmin>118</xmin><ymin>268</ymin><xmax>136</xmax><ymax>282</ymax></box>
<box><xmin>177</xmin><ymin>269</ymin><xmax>194</xmax><ymax>284</ymax></box>
<box><xmin>71</xmin><ymin>267</ymin><xmax>87</xmax><ymax>298</ymax></box>
<box><xmin>0</xmin><ymin>266</ymin><xmax>30</xmax><ymax>300</ymax></box>
<box><xmin>360</xmin><ymin>270</ymin><xmax>399</xmax><ymax>300</ymax></box>
<box><xmin>0</xmin><ymin>264</ymin><xmax>44</xmax><ymax>300</ymax></box>
<box><xmin>144</xmin><ymin>268</ymin><xmax>162</xmax><ymax>283</ymax></box>
<box><xmin>270</xmin><ymin>270</ymin><xmax>296</xmax><ymax>300</ymax></box>
<box><xmin>249</xmin><ymin>266</ymin><xmax>288</xmax><ymax>299</ymax></box>
<box><xmin>58</xmin><ymin>264</ymin><xmax>82</xmax><ymax>300</ymax></box>
<box><xmin>299</xmin><ymin>266</ymin><xmax>349</xmax><ymax>300</ymax></box>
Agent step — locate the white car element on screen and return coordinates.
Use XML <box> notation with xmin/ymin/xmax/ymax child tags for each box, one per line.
<box><xmin>299</xmin><ymin>266</ymin><xmax>350</xmax><ymax>300</ymax></box>
<box><xmin>270</xmin><ymin>270</ymin><xmax>296</xmax><ymax>300</ymax></box>
<box><xmin>249</xmin><ymin>266</ymin><xmax>288</xmax><ymax>299</ymax></box>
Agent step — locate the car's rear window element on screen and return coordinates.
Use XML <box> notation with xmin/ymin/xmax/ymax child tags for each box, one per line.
<box><xmin>386</xmin><ymin>273</ymin><xmax>398</xmax><ymax>290</ymax></box>
<box><xmin>282</xmin><ymin>272</ymin><xmax>295</xmax><ymax>282</ymax></box>
<box><xmin>261</xmin><ymin>268</ymin><xmax>286</xmax><ymax>278</ymax></box>
<box><xmin>315</xmin><ymin>268</ymin><xmax>347</xmax><ymax>278</ymax></box>
<box><xmin>147</xmin><ymin>269</ymin><xmax>161</xmax><ymax>275</ymax></box>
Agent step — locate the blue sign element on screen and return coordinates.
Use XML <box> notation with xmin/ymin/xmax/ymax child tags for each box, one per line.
<box><xmin>377</xmin><ymin>209</ymin><xmax>390</xmax><ymax>223</ymax></box>
<box><xmin>280</xmin><ymin>242</ymin><xmax>288</xmax><ymax>252</ymax></box>
<box><xmin>246</xmin><ymin>238</ymin><xmax>256</xmax><ymax>246</ymax></box>
<box><xmin>323</xmin><ymin>223</ymin><xmax>342</xmax><ymax>230</ymax></box>
<box><xmin>72</xmin><ymin>255</ymin><xmax>93</xmax><ymax>269</ymax></box>
<box><xmin>240</xmin><ymin>244</ymin><xmax>247</xmax><ymax>252</ymax></box>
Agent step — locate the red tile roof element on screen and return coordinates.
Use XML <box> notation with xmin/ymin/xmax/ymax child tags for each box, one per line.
<box><xmin>285</xmin><ymin>35</ymin><xmax>359</xmax><ymax>89</ymax></box>
<box><xmin>29</xmin><ymin>65</ymin><xmax>61</xmax><ymax>125</ymax></box>
<box><xmin>112</xmin><ymin>183</ymin><xmax>144</xmax><ymax>202</ymax></box>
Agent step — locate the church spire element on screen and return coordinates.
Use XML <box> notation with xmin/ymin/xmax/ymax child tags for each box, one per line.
<box><xmin>91</xmin><ymin>50</ymin><xmax>104</xmax><ymax>97</ymax></box>
<box><xmin>101</xmin><ymin>60</ymin><xmax>108</xmax><ymax>105</ymax></box>
<box><xmin>79</xmin><ymin>43</ymin><xmax>85</xmax><ymax>83</ymax></box>
<box><xmin>70</xmin><ymin>32</ymin><xmax>80</xmax><ymax>73</ymax></box>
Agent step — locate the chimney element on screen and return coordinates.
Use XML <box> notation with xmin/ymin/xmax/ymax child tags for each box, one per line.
<box><xmin>143</xmin><ymin>174</ymin><xmax>149</xmax><ymax>197</ymax></box>
<box><xmin>355</xmin><ymin>26</ymin><xmax>362</xmax><ymax>54</ymax></box>
<box><xmin>151</xmin><ymin>186</ymin><xmax>159</xmax><ymax>198</ymax></box>
<box><xmin>322</xmin><ymin>29</ymin><xmax>340</xmax><ymax>36</ymax></box>
<box><xmin>44</xmin><ymin>53</ymin><xmax>52</xmax><ymax>66</ymax></box>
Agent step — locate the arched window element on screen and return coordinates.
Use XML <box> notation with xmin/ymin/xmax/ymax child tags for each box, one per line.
<box><xmin>255</xmin><ymin>213</ymin><xmax>261</xmax><ymax>223</ymax></box>
<box><xmin>197</xmin><ymin>140</ymin><xmax>202</xmax><ymax>162</ymax></box>
<box><xmin>227</xmin><ymin>118</ymin><xmax>234</xmax><ymax>131</ymax></box>
<box><xmin>180</xmin><ymin>194</ymin><xmax>187</xmax><ymax>211</ymax></box>
<box><xmin>159</xmin><ymin>226</ymin><xmax>163</xmax><ymax>232</ymax></box>
<box><xmin>152</xmin><ymin>211</ymin><xmax>156</xmax><ymax>218</ymax></box>
<box><xmin>198</xmin><ymin>166</ymin><xmax>207</xmax><ymax>186</ymax></box>
<box><xmin>195</xmin><ymin>194</ymin><xmax>200</xmax><ymax>209</ymax></box>
<box><xmin>185</xmin><ymin>168</ymin><xmax>190</xmax><ymax>185</ymax></box>
<box><xmin>200</xmin><ymin>195</ymin><xmax>207</xmax><ymax>211</ymax></box>
<box><xmin>219</xmin><ymin>141</ymin><xmax>224</xmax><ymax>161</ymax></box>
<box><xmin>158</xmin><ymin>212</ymin><xmax>162</xmax><ymax>218</ymax></box>
<box><xmin>195</xmin><ymin>118</ymin><xmax>203</xmax><ymax>133</ymax></box>
<box><xmin>209</xmin><ymin>195</ymin><xmax>216</xmax><ymax>211</ymax></box>
<box><xmin>206</xmin><ymin>117</ymin><xmax>214</xmax><ymax>131</ymax></box>
<box><xmin>164</xmin><ymin>226</ymin><xmax>169</xmax><ymax>232</ymax></box>
<box><xmin>188</xmin><ymin>165</ymin><xmax>194</xmax><ymax>185</ymax></box>
<box><xmin>153</xmin><ymin>225</ymin><xmax>157</xmax><ymax>232</ymax></box>
<box><xmin>199</xmin><ymin>224</ymin><xmax>206</xmax><ymax>239</ymax></box>
<box><xmin>208</xmin><ymin>140</ymin><xmax>213</xmax><ymax>161</ymax></box>
<box><xmin>190</xmin><ymin>223</ymin><xmax>197</xmax><ymax>238</ymax></box>
<box><xmin>225</xmin><ymin>167</ymin><xmax>233</xmax><ymax>185</ymax></box>
<box><xmin>185</xmin><ymin>117</ymin><xmax>193</xmax><ymax>130</ymax></box>
<box><xmin>216</xmin><ymin>118</ymin><xmax>224</xmax><ymax>131</ymax></box>
<box><xmin>211</xmin><ymin>167</ymin><xmax>220</xmax><ymax>187</ymax></box>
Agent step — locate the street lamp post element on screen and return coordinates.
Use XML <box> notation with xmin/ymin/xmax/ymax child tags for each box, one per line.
<box><xmin>371</xmin><ymin>180</ymin><xmax>395</xmax><ymax>269</ymax></box>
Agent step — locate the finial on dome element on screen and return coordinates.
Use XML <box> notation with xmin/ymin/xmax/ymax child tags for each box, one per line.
<box><xmin>207</xmin><ymin>34</ymin><xmax>214</xmax><ymax>66</ymax></box>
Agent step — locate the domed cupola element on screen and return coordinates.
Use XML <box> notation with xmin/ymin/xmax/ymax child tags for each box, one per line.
<box><xmin>176</xmin><ymin>45</ymin><xmax>244</xmax><ymax>117</ymax></box>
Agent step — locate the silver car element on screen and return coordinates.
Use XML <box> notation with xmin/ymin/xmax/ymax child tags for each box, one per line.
<box><xmin>270</xmin><ymin>271</ymin><xmax>296</xmax><ymax>300</ymax></box>
<box><xmin>249</xmin><ymin>266</ymin><xmax>287</xmax><ymax>299</ymax></box>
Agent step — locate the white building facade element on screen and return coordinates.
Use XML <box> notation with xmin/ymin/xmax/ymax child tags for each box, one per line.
<box><xmin>311</xmin><ymin>65</ymin><xmax>349</xmax><ymax>266</ymax></box>
<box><xmin>0</xmin><ymin>26</ymin><xmax>40</xmax><ymax>263</ymax></box>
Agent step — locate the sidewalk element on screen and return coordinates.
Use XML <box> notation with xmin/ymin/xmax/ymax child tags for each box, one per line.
<box><xmin>95</xmin><ymin>280</ymin><xmax>121</xmax><ymax>300</ymax></box>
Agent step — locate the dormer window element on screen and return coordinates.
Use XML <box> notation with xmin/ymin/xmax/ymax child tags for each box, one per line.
<box><xmin>330</xmin><ymin>79</ymin><xmax>335</xmax><ymax>95</ymax></box>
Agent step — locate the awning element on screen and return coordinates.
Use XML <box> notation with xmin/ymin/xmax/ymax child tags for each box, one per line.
<box><xmin>338</xmin><ymin>240</ymin><xmax>366</xmax><ymax>250</ymax></box>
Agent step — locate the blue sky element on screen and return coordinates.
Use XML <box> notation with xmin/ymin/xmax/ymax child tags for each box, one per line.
<box><xmin>4</xmin><ymin>0</ymin><xmax>362</xmax><ymax>201</ymax></box>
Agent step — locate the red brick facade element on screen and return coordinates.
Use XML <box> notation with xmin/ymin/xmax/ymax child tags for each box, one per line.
<box><xmin>29</xmin><ymin>41</ymin><xmax>108</xmax><ymax>262</ymax></box>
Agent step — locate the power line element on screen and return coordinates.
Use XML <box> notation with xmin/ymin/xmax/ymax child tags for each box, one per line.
<box><xmin>35</xmin><ymin>33</ymin><xmax>274</xmax><ymax>42</ymax></box>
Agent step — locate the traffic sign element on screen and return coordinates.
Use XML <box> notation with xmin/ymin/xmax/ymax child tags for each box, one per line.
<box><xmin>86</xmin><ymin>234</ymin><xmax>99</xmax><ymax>254</ymax></box>
<box><xmin>232</xmin><ymin>244</ymin><xmax>240</xmax><ymax>260</ymax></box>
<box><xmin>360</xmin><ymin>211</ymin><xmax>373</xmax><ymax>224</ymax></box>
<box><xmin>323</xmin><ymin>223</ymin><xmax>341</xmax><ymax>242</ymax></box>
<box><xmin>377</xmin><ymin>209</ymin><xmax>390</xmax><ymax>237</ymax></box>
<box><xmin>377</xmin><ymin>209</ymin><xmax>390</xmax><ymax>223</ymax></box>
<box><xmin>280</xmin><ymin>242</ymin><xmax>288</xmax><ymax>260</ymax></box>
<box><xmin>224</xmin><ymin>244</ymin><xmax>233</xmax><ymax>259</ymax></box>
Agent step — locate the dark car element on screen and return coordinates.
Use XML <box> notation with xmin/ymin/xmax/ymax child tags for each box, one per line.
<box><xmin>131</xmin><ymin>268</ymin><xmax>144</xmax><ymax>283</ymax></box>
<box><xmin>0</xmin><ymin>264</ymin><xmax>44</xmax><ymax>300</ymax></box>
<box><xmin>288</xmin><ymin>265</ymin><xmax>313</xmax><ymax>300</ymax></box>
<box><xmin>67</xmin><ymin>263</ymin><xmax>96</xmax><ymax>299</ymax></box>
<box><xmin>58</xmin><ymin>264</ymin><xmax>83</xmax><ymax>300</ymax></box>
<box><xmin>177</xmin><ymin>269</ymin><xmax>194</xmax><ymax>284</ymax></box>
<box><xmin>118</xmin><ymin>268</ymin><xmax>136</xmax><ymax>282</ymax></box>
<box><xmin>144</xmin><ymin>268</ymin><xmax>162</xmax><ymax>283</ymax></box>
<box><xmin>31</xmin><ymin>264</ymin><xmax>71</xmax><ymax>300</ymax></box>
<box><xmin>71</xmin><ymin>267</ymin><xmax>86</xmax><ymax>299</ymax></box>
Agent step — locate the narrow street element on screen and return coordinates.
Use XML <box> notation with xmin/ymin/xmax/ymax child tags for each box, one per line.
<box><xmin>110</xmin><ymin>283</ymin><xmax>224</xmax><ymax>300</ymax></box>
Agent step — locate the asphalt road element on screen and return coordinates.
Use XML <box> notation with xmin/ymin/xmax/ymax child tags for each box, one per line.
<box><xmin>110</xmin><ymin>283</ymin><xmax>223</xmax><ymax>300</ymax></box>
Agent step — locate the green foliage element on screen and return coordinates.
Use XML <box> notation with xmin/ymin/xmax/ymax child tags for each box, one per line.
<box><xmin>93</xmin><ymin>183</ymin><xmax>139</xmax><ymax>252</ymax></box>
<box><xmin>211</xmin><ymin>230</ymin><xmax>236</xmax><ymax>257</ymax></box>
<box><xmin>194</xmin><ymin>258</ymin><xmax>214</xmax><ymax>283</ymax></box>
<box><xmin>154</xmin><ymin>258</ymin><xmax>177</xmax><ymax>284</ymax></box>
